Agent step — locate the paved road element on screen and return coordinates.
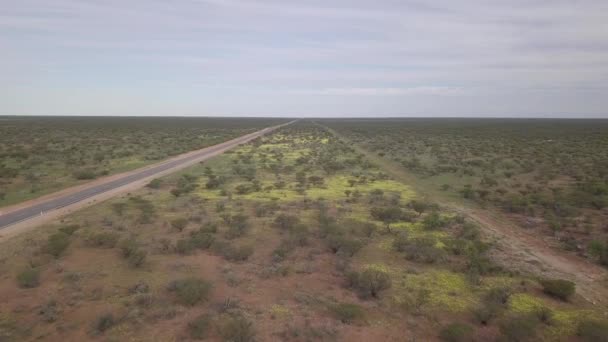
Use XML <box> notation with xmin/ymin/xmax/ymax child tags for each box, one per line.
<box><xmin>0</xmin><ymin>123</ymin><xmax>289</xmax><ymax>230</ymax></box>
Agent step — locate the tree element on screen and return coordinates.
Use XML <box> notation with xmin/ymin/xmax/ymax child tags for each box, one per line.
<box><xmin>370</xmin><ymin>207</ymin><xmax>402</xmax><ymax>233</ymax></box>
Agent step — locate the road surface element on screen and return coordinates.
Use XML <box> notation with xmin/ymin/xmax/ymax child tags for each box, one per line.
<box><xmin>0</xmin><ymin>122</ymin><xmax>291</xmax><ymax>230</ymax></box>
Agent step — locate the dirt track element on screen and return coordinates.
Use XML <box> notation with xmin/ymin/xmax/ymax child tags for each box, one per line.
<box><xmin>319</xmin><ymin>122</ymin><xmax>608</xmax><ymax>307</ymax></box>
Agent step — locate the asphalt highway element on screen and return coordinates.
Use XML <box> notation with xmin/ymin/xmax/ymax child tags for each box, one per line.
<box><xmin>0</xmin><ymin>123</ymin><xmax>289</xmax><ymax>230</ymax></box>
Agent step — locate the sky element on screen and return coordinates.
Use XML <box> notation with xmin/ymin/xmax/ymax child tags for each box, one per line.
<box><xmin>1</xmin><ymin>0</ymin><xmax>607</xmax><ymax>117</ymax></box>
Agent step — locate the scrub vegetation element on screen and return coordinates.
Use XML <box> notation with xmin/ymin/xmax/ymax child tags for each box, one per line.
<box><xmin>0</xmin><ymin>116</ymin><xmax>285</xmax><ymax>206</ymax></box>
<box><xmin>323</xmin><ymin>118</ymin><xmax>608</xmax><ymax>267</ymax></box>
<box><xmin>0</xmin><ymin>120</ymin><xmax>605</xmax><ymax>341</ymax></box>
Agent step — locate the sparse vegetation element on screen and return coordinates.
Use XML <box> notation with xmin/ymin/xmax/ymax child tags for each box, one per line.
<box><xmin>0</xmin><ymin>120</ymin><xmax>603</xmax><ymax>341</ymax></box>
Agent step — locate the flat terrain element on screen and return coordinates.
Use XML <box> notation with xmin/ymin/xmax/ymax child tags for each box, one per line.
<box><xmin>0</xmin><ymin>124</ymin><xmax>285</xmax><ymax>232</ymax></box>
<box><xmin>322</xmin><ymin>119</ymin><xmax>608</xmax><ymax>269</ymax></box>
<box><xmin>0</xmin><ymin>116</ymin><xmax>287</xmax><ymax>207</ymax></box>
<box><xmin>0</xmin><ymin>121</ymin><xmax>605</xmax><ymax>342</ymax></box>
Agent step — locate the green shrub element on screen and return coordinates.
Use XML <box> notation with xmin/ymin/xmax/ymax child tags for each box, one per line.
<box><xmin>533</xmin><ymin>306</ymin><xmax>554</xmax><ymax>325</ymax></box>
<box><xmin>119</xmin><ymin>238</ymin><xmax>146</xmax><ymax>267</ymax></box>
<box><xmin>146</xmin><ymin>178</ymin><xmax>162</xmax><ymax>189</ymax></box>
<box><xmin>327</xmin><ymin>235</ymin><xmax>363</xmax><ymax>257</ymax></box>
<box><xmin>46</xmin><ymin>232</ymin><xmax>70</xmax><ymax>257</ymax></box>
<box><xmin>577</xmin><ymin>318</ymin><xmax>608</xmax><ymax>342</ymax></box>
<box><xmin>170</xmin><ymin>217</ymin><xmax>188</xmax><ymax>231</ymax></box>
<box><xmin>273</xmin><ymin>214</ymin><xmax>300</xmax><ymax>230</ymax></box>
<box><xmin>58</xmin><ymin>224</ymin><xmax>80</xmax><ymax>235</ymax></box>
<box><xmin>370</xmin><ymin>206</ymin><xmax>402</xmax><ymax>232</ymax></box>
<box><xmin>400</xmin><ymin>236</ymin><xmax>446</xmax><ymax>263</ymax></box>
<box><xmin>439</xmin><ymin>323</ymin><xmax>474</xmax><ymax>342</ymax></box>
<box><xmin>331</xmin><ymin>303</ymin><xmax>365</xmax><ymax>324</ymax></box>
<box><xmin>223</xmin><ymin>244</ymin><xmax>254</xmax><ymax>262</ymax></box>
<box><xmin>92</xmin><ymin>313</ymin><xmax>115</xmax><ymax>334</ymax></box>
<box><xmin>175</xmin><ymin>239</ymin><xmax>195</xmax><ymax>255</ymax></box>
<box><xmin>347</xmin><ymin>268</ymin><xmax>392</xmax><ymax>299</ymax></box>
<box><xmin>73</xmin><ymin>169</ymin><xmax>96</xmax><ymax>180</ymax></box>
<box><xmin>392</xmin><ymin>232</ymin><xmax>409</xmax><ymax>252</ymax></box>
<box><xmin>168</xmin><ymin>278</ymin><xmax>212</xmax><ymax>306</ymax></box>
<box><xmin>499</xmin><ymin>314</ymin><xmax>539</xmax><ymax>341</ymax></box>
<box><xmin>127</xmin><ymin>249</ymin><xmax>147</xmax><ymax>268</ymax></box>
<box><xmin>191</xmin><ymin>231</ymin><xmax>215</xmax><ymax>248</ymax></box>
<box><xmin>200</xmin><ymin>222</ymin><xmax>218</xmax><ymax>234</ymax></box>
<box><xmin>39</xmin><ymin>300</ymin><xmax>59</xmax><ymax>322</ymax></box>
<box><xmin>188</xmin><ymin>314</ymin><xmax>211</xmax><ymax>339</ymax></box>
<box><xmin>422</xmin><ymin>211</ymin><xmax>446</xmax><ymax>230</ymax></box>
<box><xmin>485</xmin><ymin>286</ymin><xmax>512</xmax><ymax>305</ymax></box>
<box><xmin>540</xmin><ymin>278</ymin><xmax>575</xmax><ymax>301</ymax></box>
<box><xmin>217</xmin><ymin>314</ymin><xmax>255</xmax><ymax>342</ymax></box>
<box><xmin>119</xmin><ymin>238</ymin><xmax>138</xmax><ymax>258</ymax></box>
<box><xmin>286</xmin><ymin>223</ymin><xmax>310</xmax><ymax>247</ymax></box>
<box><xmin>85</xmin><ymin>231</ymin><xmax>119</xmax><ymax>248</ymax></box>
<box><xmin>17</xmin><ymin>267</ymin><xmax>40</xmax><ymax>288</ymax></box>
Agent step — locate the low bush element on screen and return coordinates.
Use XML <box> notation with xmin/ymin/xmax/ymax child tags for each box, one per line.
<box><xmin>175</xmin><ymin>239</ymin><xmax>196</xmax><ymax>255</ymax></box>
<box><xmin>223</xmin><ymin>244</ymin><xmax>254</xmax><ymax>262</ymax></box>
<box><xmin>473</xmin><ymin>302</ymin><xmax>502</xmax><ymax>325</ymax></box>
<box><xmin>73</xmin><ymin>169</ymin><xmax>96</xmax><ymax>180</ymax></box>
<box><xmin>45</xmin><ymin>232</ymin><xmax>70</xmax><ymax>258</ymax></box>
<box><xmin>85</xmin><ymin>231</ymin><xmax>119</xmax><ymax>248</ymax></box>
<box><xmin>127</xmin><ymin>249</ymin><xmax>147</xmax><ymax>268</ymax></box>
<box><xmin>168</xmin><ymin>277</ymin><xmax>212</xmax><ymax>306</ymax></box>
<box><xmin>146</xmin><ymin>178</ymin><xmax>162</xmax><ymax>189</ymax></box>
<box><xmin>533</xmin><ymin>306</ymin><xmax>554</xmax><ymax>325</ymax></box>
<box><xmin>223</xmin><ymin>214</ymin><xmax>250</xmax><ymax>239</ymax></box>
<box><xmin>439</xmin><ymin>323</ymin><xmax>474</xmax><ymax>342</ymax></box>
<box><xmin>577</xmin><ymin>318</ymin><xmax>608</xmax><ymax>342</ymax></box>
<box><xmin>331</xmin><ymin>303</ymin><xmax>365</xmax><ymax>324</ymax></box>
<box><xmin>39</xmin><ymin>300</ymin><xmax>60</xmax><ymax>322</ymax></box>
<box><xmin>58</xmin><ymin>224</ymin><xmax>80</xmax><ymax>235</ymax></box>
<box><xmin>119</xmin><ymin>238</ymin><xmax>138</xmax><ymax>258</ymax></box>
<box><xmin>188</xmin><ymin>314</ymin><xmax>212</xmax><ymax>339</ymax></box>
<box><xmin>92</xmin><ymin>313</ymin><xmax>116</xmax><ymax>334</ymax></box>
<box><xmin>392</xmin><ymin>232</ymin><xmax>409</xmax><ymax>252</ymax></box>
<box><xmin>485</xmin><ymin>286</ymin><xmax>512</xmax><ymax>305</ymax></box>
<box><xmin>273</xmin><ymin>214</ymin><xmax>300</xmax><ymax>230</ymax></box>
<box><xmin>422</xmin><ymin>211</ymin><xmax>447</xmax><ymax>230</ymax></box>
<box><xmin>119</xmin><ymin>238</ymin><xmax>146</xmax><ymax>267</ymax></box>
<box><xmin>473</xmin><ymin>286</ymin><xmax>512</xmax><ymax>325</ymax></box>
<box><xmin>200</xmin><ymin>222</ymin><xmax>219</xmax><ymax>234</ymax></box>
<box><xmin>170</xmin><ymin>217</ymin><xmax>188</xmax><ymax>232</ymax></box>
<box><xmin>540</xmin><ymin>278</ymin><xmax>575</xmax><ymax>301</ymax></box>
<box><xmin>17</xmin><ymin>267</ymin><xmax>40</xmax><ymax>288</ymax></box>
<box><xmin>217</xmin><ymin>314</ymin><xmax>255</xmax><ymax>342</ymax></box>
<box><xmin>399</xmin><ymin>236</ymin><xmax>446</xmax><ymax>263</ymax></box>
<box><xmin>347</xmin><ymin>267</ymin><xmax>392</xmax><ymax>299</ymax></box>
<box><xmin>499</xmin><ymin>314</ymin><xmax>539</xmax><ymax>341</ymax></box>
<box><xmin>285</xmin><ymin>223</ymin><xmax>310</xmax><ymax>247</ymax></box>
<box><xmin>327</xmin><ymin>235</ymin><xmax>363</xmax><ymax>257</ymax></box>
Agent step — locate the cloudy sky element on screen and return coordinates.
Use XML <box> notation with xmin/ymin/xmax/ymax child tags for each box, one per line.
<box><xmin>1</xmin><ymin>0</ymin><xmax>607</xmax><ymax>117</ymax></box>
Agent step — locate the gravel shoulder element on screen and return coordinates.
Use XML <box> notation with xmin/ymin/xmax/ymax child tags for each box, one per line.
<box><xmin>0</xmin><ymin>123</ymin><xmax>290</xmax><ymax>242</ymax></box>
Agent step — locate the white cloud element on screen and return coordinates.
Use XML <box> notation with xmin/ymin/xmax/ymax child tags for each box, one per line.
<box><xmin>1</xmin><ymin>0</ymin><xmax>607</xmax><ymax>116</ymax></box>
<box><xmin>302</xmin><ymin>87</ymin><xmax>465</xmax><ymax>96</ymax></box>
